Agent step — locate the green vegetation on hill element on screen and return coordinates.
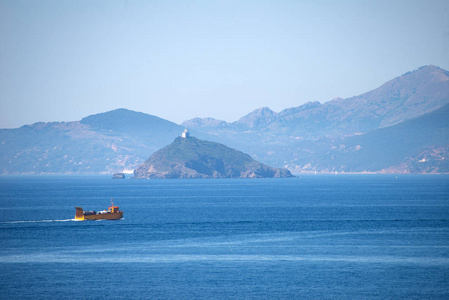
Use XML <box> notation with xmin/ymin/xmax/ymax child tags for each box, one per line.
<box><xmin>134</xmin><ymin>136</ymin><xmax>293</xmax><ymax>178</ymax></box>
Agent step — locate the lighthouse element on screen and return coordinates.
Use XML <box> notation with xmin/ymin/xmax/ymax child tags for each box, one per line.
<box><xmin>181</xmin><ymin>128</ymin><xmax>190</xmax><ymax>138</ymax></box>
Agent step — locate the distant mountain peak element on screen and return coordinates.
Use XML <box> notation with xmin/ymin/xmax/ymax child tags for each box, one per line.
<box><xmin>322</xmin><ymin>64</ymin><xmax>449</xmax><ymax>130</ymax></box>
<box><xmin>182</xmin><ymin>117</ymin><xmax>228</xmax><ymax>128</ymax></box>
<box><xmin>81</xmin><ymin>108</ymin><xmax>148</xmax><ymax>122</ymax></box>
<box><xmin>235</xmin><ymin>107</ymin><xmax>276</xmax><ymax>129</ymax></box>
<box><xmin>81</xmin><ymin>108</ymin><xmax>182</xmax><ymax>132</ymax></box>
<box><xmin>395</xmin><ymin>65</ymin><xmax>449</xmax><ymax>84</ymax></box>
<box><xmin>417</xmin><ymin>64</ymin><xmax>445</xmax><ymax>71</ymax></box>
<box><xmin>278</xmin><ymin>101</ymin><xmax>323</xmax><ymax>118</ymax></box>
<box><xmin>255</xmin><ymin>106</ymin><xmax>275</xmax><ymax>115</ymax></box>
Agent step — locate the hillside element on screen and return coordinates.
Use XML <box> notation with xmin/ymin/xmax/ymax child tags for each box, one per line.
<box><xmin>134</xmin><ymin>136</ymin><xmax>293</xmax><ymax>179</ymax></box>
<box><xmin>324</xmin><ymin>103</ymin><xmax>449</xmax><ymax>173</ymax></box>
<box><xmin>185</xmin><ymin>65</ymin><xmax>449</xmax><ymax>138</ymax></box>
<box><xmin>0</xmin><ymin>109</ymin><xmax>183</xmax><ymax>174</ymax></box>
<box><xmin>183</xmin><ymin>65</ymin><xmax>449</xmax><ymax>172</ymax></box>
<box><xmin>80</xmin><ymin>108</ymin><xmax>179</xmax><ymax>134</ymax></box>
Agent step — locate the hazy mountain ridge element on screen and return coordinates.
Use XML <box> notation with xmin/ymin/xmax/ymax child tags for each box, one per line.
<box><xmin>1</xmin><ymin>65</ymin><xmax>448</xmax><ymax>174</ymax></box>
<box><xmin>234</xmin><ymin>107</ymin><xmax>277</xmax><ymax>129</ymax></box>
<box><xmin>291</xmin><ymin>103</ymin><xmax>449</xmax><ymax>173</ymax></box>
<box><xmin>80</xmin><ymin>108</ymin><xmax>181</xmax><ymax>134</ymax></box>
<box><xmin>182</xmin><ymin>117</ymin><xmax>228</xmax><ymax>128</ymax></box>
<box><xmin>0</xmin><ymin>109</ymin><xmax>184</xmax><ymax>174</ymax></box>
<box><xmin>182</xmin><ymin>65</ymin><xmax>449</xmax><ymax>173</ymax></box>
<box><xmin>185</xmin><ymin>65</ymin><xmax>449</xmax><ymax>138</ymax></box>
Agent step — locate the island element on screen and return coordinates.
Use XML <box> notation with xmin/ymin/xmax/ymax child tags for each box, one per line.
<box><xmin>134</xmin><ymin>129</ymin><xmax>293</xmax><ymax>179</ymax></box>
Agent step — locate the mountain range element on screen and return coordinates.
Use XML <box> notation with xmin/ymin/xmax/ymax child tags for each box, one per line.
<box><xmin>0</xmin><ymin>109</ymin><xmax>183</xmax><ymax>174</ymax></box>
<box><xmin>183</xmin><ymin>65</ymin><xmax>449</xmax><ymax>173</ymax></box>
<box><xmin>1</xmin><ymin>65</ymin><xmax>448</xmax><ymax>174</ymax></box>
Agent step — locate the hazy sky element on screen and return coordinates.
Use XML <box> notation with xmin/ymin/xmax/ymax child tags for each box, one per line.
<box><xmin>1</xmin><ymin>0</ymin><xmax>448</xmax><ymax>128</ymax></box>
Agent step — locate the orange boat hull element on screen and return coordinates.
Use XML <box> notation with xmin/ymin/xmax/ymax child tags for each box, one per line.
<box><xmin>81</xmin><ymin>212</ymin><xmax>123</xmax><ymax>220</ymax></box>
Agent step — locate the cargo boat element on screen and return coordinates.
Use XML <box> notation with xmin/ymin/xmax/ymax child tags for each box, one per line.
<box><xmin>75</xmin><ymin>200</ymin><xmax>123</xmax><ymax>221</ymax></box>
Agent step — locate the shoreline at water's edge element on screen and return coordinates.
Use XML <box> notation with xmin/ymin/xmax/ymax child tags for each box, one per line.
<box><xmin>1</xmin><ymin>173</ymin><xmax>449</xmax><ymax>179</ymax></box>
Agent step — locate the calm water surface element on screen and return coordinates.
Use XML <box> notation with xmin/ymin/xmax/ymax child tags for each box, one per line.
<box><xmin>0</xmin><ymin>175</ymin><xmax>448</xmax><ymax>299</ymax></box>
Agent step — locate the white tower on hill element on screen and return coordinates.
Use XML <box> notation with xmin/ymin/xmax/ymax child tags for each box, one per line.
<box><xmin>181</xmin><ymin>128</ymin><xmax>190</xmax><ymax>138</ymax></box>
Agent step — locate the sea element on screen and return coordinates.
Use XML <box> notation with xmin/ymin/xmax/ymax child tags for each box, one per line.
<box><xmin>0</xmin><ymin>175</ymin><xmax>448</xmax><ymax>299</ymax></box>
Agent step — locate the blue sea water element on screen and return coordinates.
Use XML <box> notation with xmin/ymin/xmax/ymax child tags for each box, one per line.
<box><xmin>0</xmin><ymin>175</ymin><xmax>448</xmax><ymax>299</ymax></box>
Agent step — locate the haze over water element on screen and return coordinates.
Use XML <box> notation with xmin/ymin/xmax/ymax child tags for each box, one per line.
<box><xmin>1</xmin><ymin>175</ymin><xmax>448</xmax><ymax>299</ymax></box>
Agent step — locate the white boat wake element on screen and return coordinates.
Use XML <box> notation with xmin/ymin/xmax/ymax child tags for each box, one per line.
<box><xmin>2</xmin><ymin>219</ymin><xmax>78</xmax><ymax>224</ymax></box>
